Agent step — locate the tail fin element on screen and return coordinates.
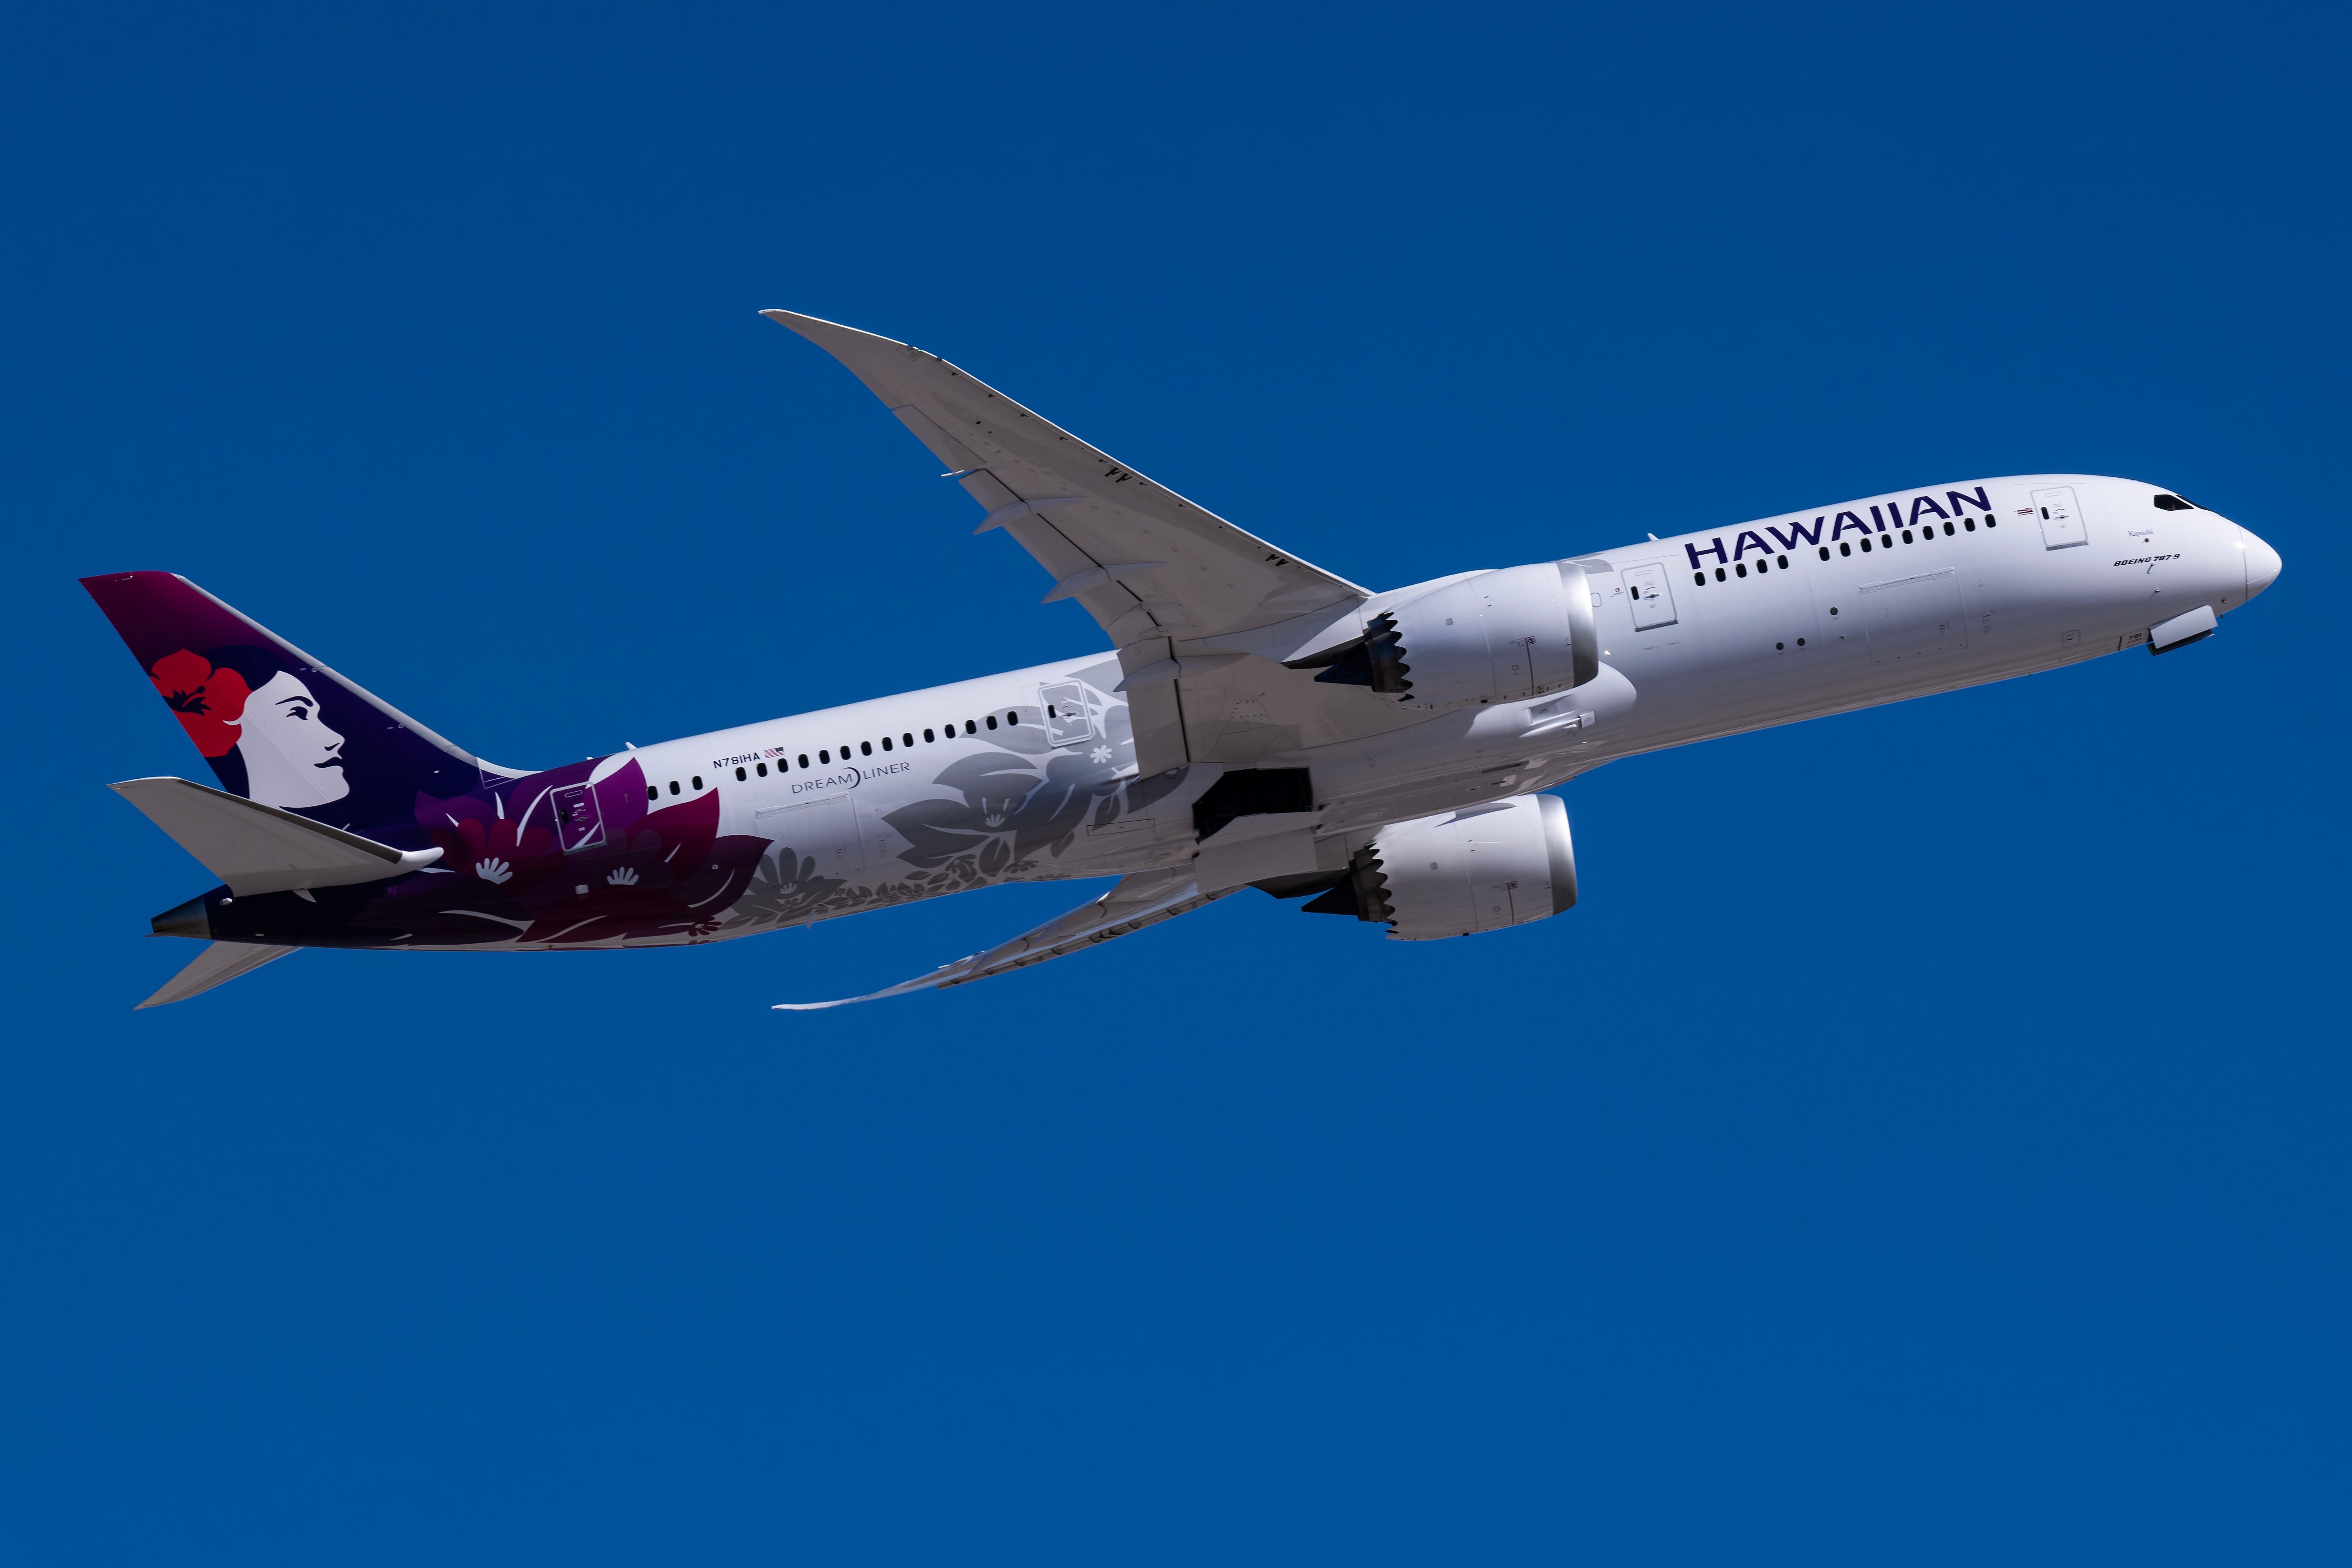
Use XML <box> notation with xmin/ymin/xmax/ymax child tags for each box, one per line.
<box><xmin>81</xmin><ymin>572</ymin><xmax>519</xmax><ymax>837</ymax></box>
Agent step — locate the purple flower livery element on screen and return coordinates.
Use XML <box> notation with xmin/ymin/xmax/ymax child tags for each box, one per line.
<box><xmin>86</xmin><ymin>569</ymin><xmax>1171</xmax><ymax>970</ymax></box>
<box><xmin>299</xmin><ymin>758</ymin><xmax>771</xmax><ymax>950</ymax></box>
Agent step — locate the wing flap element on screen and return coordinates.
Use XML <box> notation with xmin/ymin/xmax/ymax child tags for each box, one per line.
<box><xmin>774</xmin><ymin>868</ymin><xmax>1230</xmax><ymax>1011</ymax></box>
<box><xmin>111</xmin><ymin>776</ymin><xmax>444</xmax><ymax>896</ymax></box>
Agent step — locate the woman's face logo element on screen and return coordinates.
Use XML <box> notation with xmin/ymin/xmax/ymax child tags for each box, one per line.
<box><xmin>234</xmin><ymin>671</ymin><xmax>349</xmax><ymax>808</ymax></box>
<box><xmin>149</xmin><ymin>650</ymin><xmax>350</xmax><ymax>810</ymax></box>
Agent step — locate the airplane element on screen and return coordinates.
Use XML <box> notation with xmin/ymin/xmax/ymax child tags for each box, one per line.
<box><xmin>85</xmin><ymin>309</ymin><xmax>2285</xmax><ymax>1009</ymax></box>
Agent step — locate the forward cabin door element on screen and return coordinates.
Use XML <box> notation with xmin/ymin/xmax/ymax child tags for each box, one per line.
<box><xmin>2031</xmin><ymin>485</ymin><xmax>2087</xmax><ymax>549</ymax></box>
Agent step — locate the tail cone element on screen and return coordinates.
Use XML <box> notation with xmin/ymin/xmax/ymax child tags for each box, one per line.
<box><xmin>151</xmin><ymin>895</ymin><xmax>211</xmax><ymax>941</ymax></box>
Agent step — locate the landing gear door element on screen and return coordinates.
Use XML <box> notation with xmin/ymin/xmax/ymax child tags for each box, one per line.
<box><xmin>1040</xmin><ymin>680</ymin><xmax>1098</xmax><ymax>748</ymax></box>
<box><xmin>2032</xmin><ymin>485</ymin><xmax>2087</xmax><ymax>550</ymax></box>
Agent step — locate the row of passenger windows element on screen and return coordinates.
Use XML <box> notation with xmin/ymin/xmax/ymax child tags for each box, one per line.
<box><xmin>1691</xmin><ymin>514</ymin><xmax>1997</xmax><ymax>586</ymax></box>
<box><xmin>1695</xmin><ymin>553</ymin><xmax>1790</xmax><ymax>584</ymax></box>
<box><xmin>647</xmin><ymin>711</ymin><xmax>1025</xmax><ymax>800</ymax></box>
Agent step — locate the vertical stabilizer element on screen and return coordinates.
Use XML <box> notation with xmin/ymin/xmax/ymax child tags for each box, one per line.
<box><xmin>82</xmin><ymin>572</ymin><xmax>518</xmax><ymax>837</ymax></box>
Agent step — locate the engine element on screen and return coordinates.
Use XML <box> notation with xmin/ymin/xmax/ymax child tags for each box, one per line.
<box><xmin>1302</xmin><ymin>794</ymin><xmax>1577</xmax><ymax>941</ymax></box>
<box><xmin>1289</xmin><ymin>561</ymin><xmax>1600</xmax><ymax>708</ymax></box>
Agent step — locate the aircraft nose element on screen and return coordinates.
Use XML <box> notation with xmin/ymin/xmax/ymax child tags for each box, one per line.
<box><xmin>2239</xmin><ymin>526</ymin><xmax>2283</xmax><ymax>602</ymax></box>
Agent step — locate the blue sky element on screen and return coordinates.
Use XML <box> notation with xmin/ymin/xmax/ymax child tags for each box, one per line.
<box><xmin>4</xmin><ymin>3</ymin><xmax>2346</xmax><ymax>1562</ymax></box>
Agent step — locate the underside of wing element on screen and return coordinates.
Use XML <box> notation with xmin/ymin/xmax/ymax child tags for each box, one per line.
<box><xmin>761</xmin><ymin>310</ymin><xmax>1368</xmax><ymax>648</ymax></box>
<box><xmin>774</xmin><ymin>868</ymin><xmax>1230</xmax><ymax>1011</ymax></box>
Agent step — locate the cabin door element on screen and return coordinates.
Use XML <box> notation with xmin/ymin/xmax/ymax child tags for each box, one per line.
<box><xmin>1621</xmin><ymin>562</ymin><xmax>1679</xmax><ymax>630</ymax></box>
<box><xmin>2031</xmin><ymin>485</ymin><xmax>2087</xmax><ymax>549</ymax></box>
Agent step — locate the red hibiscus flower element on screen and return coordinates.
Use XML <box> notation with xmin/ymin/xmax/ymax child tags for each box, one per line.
<box><xmin>148</xmin><ymin>650</ymin><xmax>250</xmax><ymax>758</ymax></box>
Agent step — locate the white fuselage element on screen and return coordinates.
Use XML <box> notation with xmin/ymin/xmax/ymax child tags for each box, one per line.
<box><xmin>606</xmin><ymin>473</ymin><xmax>2276</xmax><ymax>938</ymax></box>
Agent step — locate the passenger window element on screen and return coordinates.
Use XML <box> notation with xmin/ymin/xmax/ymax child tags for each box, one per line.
<box><xmin>1693</xmin><ymin>571</ymin><xmax>1705</xmax><ymax>586</ymax></box>
<box><xmin>691</xmin><ymin>776</ymin><xmax>703</xmax><ymax>790</ymax></box>
<box><xmin>902</xmin><ymin>733</ymin><xmax>913</xmax><ymax>747</ymax></box>
<box><xmin>757</xmin><ymin>762</ymin><xmax>768</xmax><ymax>776</ymax></box>
<box><xmin>1964</xmin><ymin>518</ymin><xmax>1976</xmax><ymax>531</ymax></box>
<box><xmin>1943</xmin><ymin>520</ymin><xmax>1955</xmax><ymax>535</ymax></box>
<box><xmin>965</xmin><ymin>720</ymin><xmax>976</xmax><ymax>735</ymax></box>
<box><xmin>986</xmin><ymin>715</ymin><xmax>998</xmax><ymax>730</ymax></box>
<box><xmin>1735</xmin><ymin>562</ymin><xmax>1748</xmax><ymax>577</ymax></box>
<box><xmin>1005</xmin><ymin>711</ymin><xmax>1018</xmax><ymax>725</ymax></box>
<box><xmin>1714</xmin><ymin>566</ymin><xmax>1726</xmax><ymax>581</ymax></box>
<box><xmin>1860</xmin><ymin>537</ymin><xmax>1873</xmax><ymax>551</ymax></box>
<box><xmin>647</xmin><ymin>785</ymin><xmax>658</xmax><ymax>802</ymax></box>
<box><xmin>798</xmin><ymin>754</ymin><xmax>809</xmax><ymax>768</ymax></box>
<box><xmin>818</xmin><ymin>749</ymin><xmax>829</xmax><ymax>763</ymax></box>
<box><xmin>735</xmin><ymin>767</ymin><xmax>747</xmax><ymax>781</ymax></box>
<box><xmin>669</xmin><ymin>780</ymin><xmax>681</xmax><ymax>795</ymax></box>
<box><xmin>1047</xmin><ymin>704</ymin><xmax>1058</xmax><ymax>718</ymax></box>
<box><xmin>1901</xmin><ymin>528</ymin><xmax>1915</xmax><ymax>543</ymax></box>
<box><xmin>860</xmin><ymin>741</ymin><xmax>871</xmax><ymax>756</ymax></box>
<box><xmin>924</xmin><ymin>728</ymin><xmax>935</xmax><ymax>743</ymax></box>
<box><xmin>1840</xmin><ymin>542</ymin><xmax>1851</xmax><ymax>556</ymax></box>
<box><xmin>1818</xmin><ymin>546</ymin><xmax>1830</xmax><ymax>560</ymax></box>
<box><xmin>1755</xmin><ymin>559</ymin><xmax>1768</xmax><ymax>574</ymax></box>
<box><xmin>880</xmin><ymin>737</ymin><xmax>891</xmax><ymax>751</ymax></box>
<box><xmin>1778</xmin><ymin>554</ymin><xmax>1789</xmax><ymax>568</ymax></box>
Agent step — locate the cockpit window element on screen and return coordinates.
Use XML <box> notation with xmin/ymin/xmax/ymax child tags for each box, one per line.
<box><xmin>2153</xmin><ymin>493</ymin><xmax>2196</xmax><ymax>511</ymax></box>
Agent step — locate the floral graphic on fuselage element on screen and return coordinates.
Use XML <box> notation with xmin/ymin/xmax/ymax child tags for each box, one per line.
<box><xmin>878</xmin><ymin>680</ymin><xmax>1176</xmax><ymax>876</ymax></box>
<box><xmin>291</xmin><ymin>758</ymin><xmax>773</xmax><ymax>949</ymax></box>
<box><xmin>196</xmin><ymin>674</ymin><xmax>1187</xmax><ymax>952</ymax></box>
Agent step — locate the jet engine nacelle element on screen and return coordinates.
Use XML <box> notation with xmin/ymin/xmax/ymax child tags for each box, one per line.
<box><xmin>1292</xmin><ymin>562</ymin><xmax>1600</xmax><ymax>708</ymax></box>
<box><xmin>1305</xmin><ymin>793</ymin><xmax>1577</xmax><ymax>941</ymax></box>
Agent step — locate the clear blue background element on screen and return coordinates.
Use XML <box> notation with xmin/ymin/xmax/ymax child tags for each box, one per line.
<box><xmin>4</xmin><ymin>4</ymin><xmax>2344</xmax><ymax>1562</ymax></box>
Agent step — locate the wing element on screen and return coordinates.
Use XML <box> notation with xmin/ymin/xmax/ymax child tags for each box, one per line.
<box><xmin>138</xmin><ymin>941</ymin><xmax>297</xmax><ymax>1009</ymax></box>
<box><xmin>760</xmin><ymin>309</ymin><xmax>1368</xmax><ymax>646</ymax></box>
<box><xmin>774</xmin><ymin>868</ymin><xmax>1231</xmax><ymax>1011</ymax></box>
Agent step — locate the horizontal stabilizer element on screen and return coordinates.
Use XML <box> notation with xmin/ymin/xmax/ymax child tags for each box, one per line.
<box><xmin>111</xmin><ymin>776</ymin><xmax>443</xmax><ymax>895</ymax></box>
<box><xmin>775</xmin><ymin>868</ymin><xmax>1230</xmax><ymax>1010</ymax></box>
<box><xmin>138</xmin><ymin>941</ymin><xmax>296</xmax><ymax>1009</ymax></box>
